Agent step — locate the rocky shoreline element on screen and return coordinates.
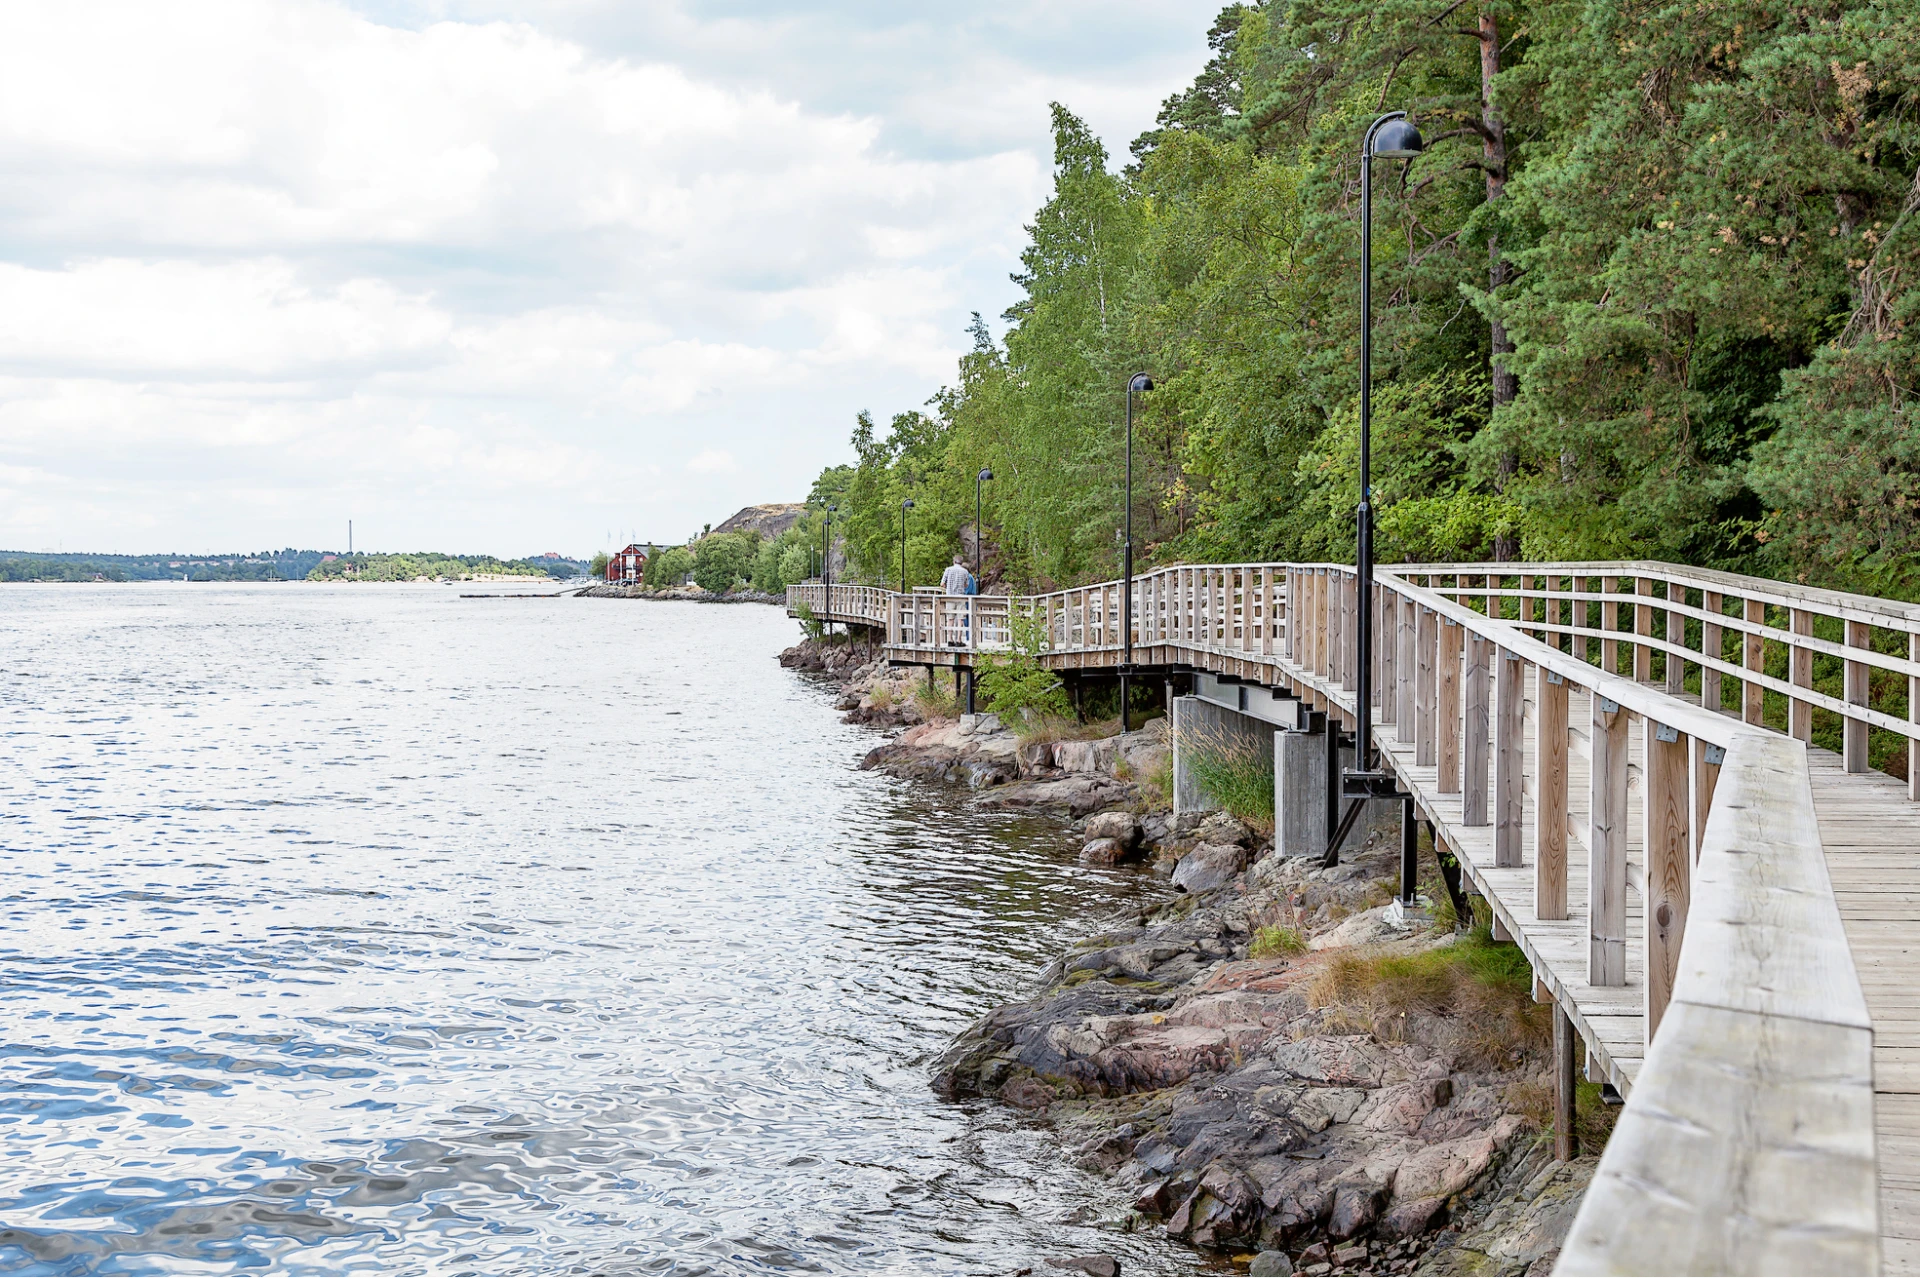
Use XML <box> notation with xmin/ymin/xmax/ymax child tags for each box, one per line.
<box><xmin>576</xmin><ymin>583</ymin><xmax>784</xmax><ymax>603</ymax></box>
<box><xmin>783</xmin><ymin>634</ymin><xmax>1602</xmax><ymax>1278</ymax></box>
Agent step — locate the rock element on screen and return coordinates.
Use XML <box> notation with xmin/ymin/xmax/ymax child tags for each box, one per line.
<box><xmin>1249</xmin><ymin>1250</ymin><xmax>1294</xmax><ymax>1277</ymax></box>
<box><xmin>1308</xmin><ymin>905</ymin><xmax>1400</xmax><ymax>952</ymax></box>
<box><xmin>1295</xmin><ymin>1242</ymin><xmax>1331</xmax><ymax>1269</ymax></box>
<box><xmin>1195</xmin><ymin>811</ymin><xmax>1253</xmax><ymax>847</ymax></box>
<box><xmin>1377</xmin><ymin>1194</ymin><xmax>1446</xmax><ymax>1239</ymax></box>
<box><xmin>1326</xmin><ymin>1181</ymin><xmax>1387</xmax><ymax>1240</ymax></box>
<box><xmin>1017</xmin><ymin>741</ymin><xmax>1056</xmax><ymax>776</ymax></box>
<box><xmin>1330</xmin><ymin>1242</ymin><xmax>1369</xmax><ymax>1268</ymax></box>
<box><xmin>1080</xmin><ymin>837</ymin><xmax>1133</xmax><ymax>866</ymax></box>
<box><xmin>1085</xmin><ymin>810</ymin><xmax>1142</xmax><ymax>847</ymax></box>
<box><xmin>1171</xmin><ymin>842</ymin><xmax>1248</xmax><ymax>893</ymax></box>
<box><xmin>976</xmin><ymin>775</ymin><xmax>1133</xmax><ymax>816</ymax></box>
<box><xmin>1043</xmin><ymin>1257</ymin><xmax>1119</xmax><ymax>1278</ymax></box>
<box><xmin>1054</xmin><ymin>739</ymin><xmax>1117</xmax><ymax>775</ymax></box>
<box><xmin>1392</xmin><ymin>1115</ymin><xmax>1525</xmax><ymax>1203</ymax></box>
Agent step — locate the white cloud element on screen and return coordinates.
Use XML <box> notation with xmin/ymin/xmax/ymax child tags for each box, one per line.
<box><xmin>685</xmin><ymin>449</ymin><xmax>735</xmax><ymax>475</ymax></box>
<box><xmin>0</xmin><ymin>0</ymin><xmax>1215</xmax><ymax>555</ymax></box>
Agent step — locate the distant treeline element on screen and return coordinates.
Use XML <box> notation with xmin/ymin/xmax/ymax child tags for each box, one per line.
<box><xmin>0</xmin><ymin>549</ymin><xmax>590</xmax><ymax>583</ymax></box>
<box><xmin>0</xmin><ymin>549</ymin><xmax>328</xmax><ymax>582</ymax></box>
<box><xmin>306</xmin><ymin>553</ymin><xmax>588</xmax><ymax>582</ymax></box>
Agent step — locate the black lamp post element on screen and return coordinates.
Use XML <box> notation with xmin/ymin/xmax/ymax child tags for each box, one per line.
<box><xmin>1334</xmin><ymin>111</ymin><xmax>1423</xmax><ymax>876</ymax></box>
<box><xmin>823</xmin><ymin>504</ymin><xmax>836</xmax><ymax>636</ymax></box>
<box><xmin>899</xmin><ymin>499</ymin><xmax>914</xmax><ymax>593</ymax></box>
<box><xmin>974</xmin><ymin>468</ymin><xmax>992</xmax><ymax>582</ymax></box>
<box><xmin>1120</xmin><ymin>373</ymin><xmax>1153</xmax><ymax>731</ymax></box>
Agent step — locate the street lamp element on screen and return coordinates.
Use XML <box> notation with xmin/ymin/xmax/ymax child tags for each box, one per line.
<box><xmin>1121</xmin><ymin>373</ymin><xmax>1153</xmax><ymax>731</ymax></box>
<box><xmin>974</xmin><ymin>468</ymin><xmax>993</xmax><ymax>582</ymax></box>
<box><xmin>823</xmin><ymin>503</ymin><xmax>836</xmax><ymax>637</ymax></box>
<box><xmin>900</xmin><ymin>499</ymin><xmax>914</xmax><ymax>593</ymax></box>
<box><xmin>1336</xmin><ymin>111</ymin><xmax>1423</xmax><ymax>879</ymax></box>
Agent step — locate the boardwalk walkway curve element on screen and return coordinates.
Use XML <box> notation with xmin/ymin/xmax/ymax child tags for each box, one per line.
<box><xmin>792</xmin><ymin>559</ymin><xmax>1920</xmax><ymax>1275</ymax></box>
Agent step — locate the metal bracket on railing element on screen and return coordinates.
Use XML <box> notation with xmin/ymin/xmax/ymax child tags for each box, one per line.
<box><xmin>1703</xmin><ymin>743</ymin><xmax>1726</xmax><ymax>766</ymax></box>
<box><xmin>1598</xmin><ymin>697</ymin><xmax>1620</xmax><ymax>714</ymax></box>
<box><xmin>1654</xmin><ymin>722</ymin><xmax>1680</xmax><ymax>744</ymax></box>
<box><xmin>1545</xmin><ymin>670</ymin><xmax>1565</xmax><ymax>685</ymax></box>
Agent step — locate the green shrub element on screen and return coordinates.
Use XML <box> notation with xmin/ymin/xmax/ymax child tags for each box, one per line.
<box><xmin>975</xmin><ymin>610</ymin><xmax>1071</xmax><ymax>721</ymax></box>
<box><xmin>793</xmin><ymin>601</ymin><xmax>824</xmax><ymax>642</ymax></box>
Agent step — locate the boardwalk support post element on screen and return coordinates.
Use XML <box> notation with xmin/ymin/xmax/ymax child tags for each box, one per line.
<box><xmin>1555</xmin><ymin>1004</ymin><xmax>1579</xmax><ymax>1163</ymax></box>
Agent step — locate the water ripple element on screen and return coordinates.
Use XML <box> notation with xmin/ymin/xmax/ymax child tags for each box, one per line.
<box><xmin>0</xmin><ymin>586</ymin><xmax>1201</xmax><ymax>1274</ymax></box>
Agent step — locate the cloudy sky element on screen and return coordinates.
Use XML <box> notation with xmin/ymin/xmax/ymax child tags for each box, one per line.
<box><xmin>0</xmin><ymin>0</ymin><xmax>1215</xmax><ymax>558</ymax></box>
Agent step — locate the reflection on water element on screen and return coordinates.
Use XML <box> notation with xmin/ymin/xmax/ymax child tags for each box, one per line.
<box><xmin>0</xmin><ymin>585</ymin><xmax>1200</xmax><ymax>1274</ymax></box>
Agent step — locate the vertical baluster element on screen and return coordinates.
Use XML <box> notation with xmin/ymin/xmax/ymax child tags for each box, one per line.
<box><xmin>1415</xmin><ymin>606</ymin><xmax>1438</xmax><ymax>767</ymax></box>
<box><xmin>1589</xmin><ymin>693</ymin><xmax>1629</xmax><ymax>986</ymax></box>
<box><xmin>1701</xmin><ymin>591</ymin><xmax>1723</xmax><ymax>713</ymax></box>
<box><xmin>1495</xmin><ymin>648</ymin><xmax>1525</xmax><ymax>867</ymax></box>
<box><xmin>1634</xmin><ymin>576</ymin><xmax>1654</xmax><ymax>683</ymax></box>
<box><xmin>1463</xmin><ymin>633</ymin><xmax>1491</xmax><ymax>826</ymax></box>
<box><xmin>1263</xmin><ymin>569</ymin><xmax>1276</xmax><ymax>657</ymax></box>
<box><xmin>1845</xmin><ymin>618</ymin><xmax>1871</xmax><ymax>771</ymax></box>
<box><xmin>1665</xmin><ymin>586</ymin><xmax>1687</xmax><ymax>694</ymax></box>
<box><xmin>1396</xmin><ymin>594</ymin><xmax>1416</xmax><ymax>745</ymax></box>
<box><xmin>1790</xmin><ymin>608</ymin><xmax>1814</xmax><ymax>741</ymax></box>
<box><xmin>1601</xmin><ymin>575</ymin><xmax>1619</xmax><ymax>674</ymax></box>
<box><xmin>1644</xmin><ymin>719</ymin><xmax>1691</xmax><ymax>1039</ymax></box>
<box><xmin>1520</xmin><ymin>574</ymin><xmax>1535</xmax><ymax>638</ymax></box>
<box><xmin>1438</xmin><ymin>619</ymin><xmax>1463</xmax><ymax>793</ymax></box>
<box><xmin>1743</xmin><ymin>598</ymin><xmax>1766</xmax><ymax>725</ymax></box>
<box><xmin>1376</xmin><ymin>584</ymin><xmax>1393</xmax><ymax>713</ymax></box>
<box><xmin>1535</xmin><ymin>668</ymin><xmax>1569</xmax><ymax>919</ymax></box>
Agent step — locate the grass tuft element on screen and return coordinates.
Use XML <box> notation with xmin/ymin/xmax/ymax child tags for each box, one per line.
<box><xmin>1176</xmin><ymin>724</ymin><xmax>1274</xmax><ymax>833</ymax></box>
<box><xmin>1307</xmin><ymin>922</ymin><xmax>1549</xmax><ymax>1068</ymax></box>
<box><xmin>1249</xmin><ymin>925</ymin><xmax>1307</xmax><ymax>958</ymax></box>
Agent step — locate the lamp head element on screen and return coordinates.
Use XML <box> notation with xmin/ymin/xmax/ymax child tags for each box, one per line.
<box><xmin>1370</xmin><ymin>117</ymin><xmax>1423</xmax><ymax>160</ymax></box>
<box><xmin>978</xmin><ymin>467</ymin><xmax>993</xmax><ymax>481</ymax></box>
<box><xmin>902</xmin><ymin>498</ymin><xmax>914</xmax><ymax>510</ymax></box>
<box><xmin>1128</xmin><ymin>372</ymin><xmax>1154</xmax><ymax>393</ymax></box>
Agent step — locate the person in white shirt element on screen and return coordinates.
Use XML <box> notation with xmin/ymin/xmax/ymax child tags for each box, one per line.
<box><xmin>939</xmin><ymin>554</ymin><xmax>971</xmax><ymax>596</ymax></box>
<box><xmin>940</xmin><ymin>554</ymin><xmax>973</xmax><ymax>646</ymax></box>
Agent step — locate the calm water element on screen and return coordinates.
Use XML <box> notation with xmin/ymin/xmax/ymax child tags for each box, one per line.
<box><xmin>0</xmin><ymin>585</ymin><xmax>1198</xmax><ymax>1275</ymax></box>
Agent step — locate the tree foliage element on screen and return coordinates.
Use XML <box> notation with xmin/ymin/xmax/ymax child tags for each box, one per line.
<box><xmin>806</xmin><ymin>0</ymin><xmax>1918</xmax><ymax>597</ymax></box>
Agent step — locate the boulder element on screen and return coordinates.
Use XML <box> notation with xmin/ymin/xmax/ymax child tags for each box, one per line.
<box><xmin>1171</xmin><ymin>842</ymin><xmax>1248</xmax><ymax>894</ymax></box>
<box><xmin>1326</xmin><ymin>1180</ymin><xmax>1388</xmax><ymax>1240</ymax></box>
<box><xmin>1378</xmin><ymin>1195</ymin><xmax>1447</xmax><ymax>1239</ymax></box>
<box><xmin>977</xmin><ymin>775</ymin><xmax>1132</xmax><ymax>816</ymax></box>
<box><xmin>1085</xmin><ymin>810</ymin><xmax>1142</xmax><ymax>847</ymax></box>
<box><xmin>1054</xmin><ymin>738</ymin><xmax>1118</xmax><ymax>775</ymax></box>
<box><xmin>1017</xmin><ymin>741</ymin><xmax>1055</xmax><ymax>776</ymax></box>
<box><xmin>1249</xmin><ymin>1250</ymin><xmax>1294</xmax><ymax>1277</ymax></box>
<box><xmin>1195</xmin><ymin>812</ymin><xmax>1254</xmax><ymax>847</ymax></box>
<box><xmin>1392</xmin><ymin>1115</ymin><xmax>1526</xmax><ymax>1203</ymax></box>
<box><xmin>1308</xmin><ymin>905</ymin><xmax>1401</xmax><ymax>951</ymax></box>
<box><xmin>1043</xmin><ymin>1257</ymin><xmax>1119</xmax><ymax>1278</ymax></box>
<box><xmin>1080</xmin><ymin>837</ymin><xmax>1133</xmax><ymax>866</ymax></box>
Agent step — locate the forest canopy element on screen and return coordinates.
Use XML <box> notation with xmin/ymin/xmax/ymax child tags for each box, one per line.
<box><xmin>812</xmin><ymin>0</ymin><xmax>1919</xmax><ymax>598</ymax></box>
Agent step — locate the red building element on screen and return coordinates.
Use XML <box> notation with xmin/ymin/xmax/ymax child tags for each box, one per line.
<box><xmin>606</xmin><ymin>545</ymin><xmax>649</xmax><ymax>582</ymax></box>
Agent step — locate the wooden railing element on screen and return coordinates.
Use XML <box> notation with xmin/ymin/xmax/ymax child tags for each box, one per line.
<box><xmin>789</xmin><ymin>558</ymin><xmax>1897</xmax><ymax>1271</ymax></box>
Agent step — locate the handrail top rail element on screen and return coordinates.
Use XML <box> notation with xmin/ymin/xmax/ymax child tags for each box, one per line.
<box><xmin>1379</xmin><ymin>571</ymin><xmax>1742</xmax><ymax>748</ymax></box>
<box><xmin>1390</xmin><ymin>558</ymin><xmax>1920</xmax><ymax>630</ymax></box>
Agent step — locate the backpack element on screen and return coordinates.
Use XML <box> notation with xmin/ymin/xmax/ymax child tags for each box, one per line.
<box><xmin>963</xmin><ymin>572</ymin><xmax>978</xmax><ymax>596</ymax></box>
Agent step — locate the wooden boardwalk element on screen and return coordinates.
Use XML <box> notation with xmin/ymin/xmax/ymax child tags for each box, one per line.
<box><xmin>797</xmin><ymin>559</ymin><xmax>1914</xmax><ymax>1271</ymax></box>
<box><xmin>1813</xmin><ymin>751</ymin><xmax>1920</xmax><ymax>1273</ymax></box>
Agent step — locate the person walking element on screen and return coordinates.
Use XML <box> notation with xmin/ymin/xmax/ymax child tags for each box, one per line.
<box><xmin>940</xmin><ymin>554</ymin><xmax>974</xmax><ymax>646</ymax></box>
